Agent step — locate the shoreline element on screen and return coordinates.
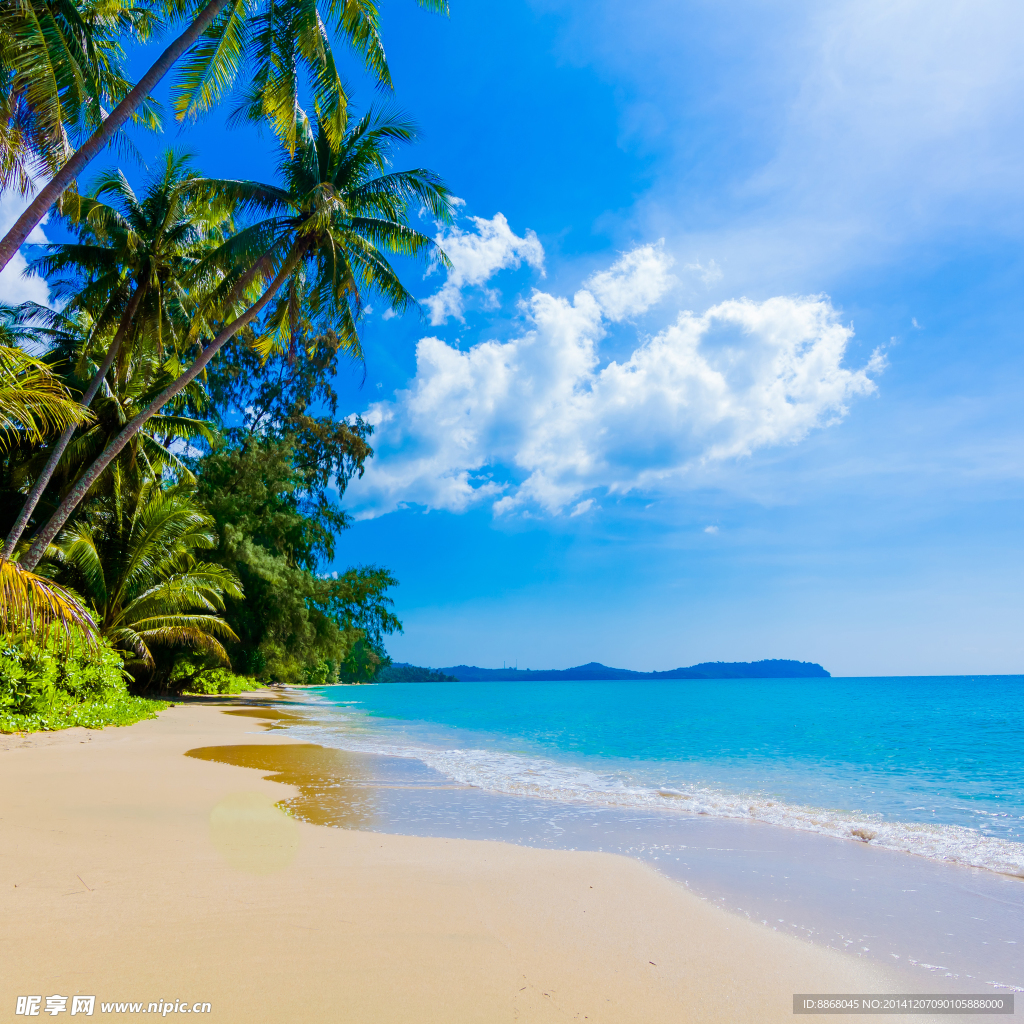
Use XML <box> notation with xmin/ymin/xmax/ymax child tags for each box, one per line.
<box><xmin>1</xmin><ymin>696</ymin><xmax>926</xmax><ymax>1023</ymax></box>
<box><xmin>287</xmin><ymin>683</ymin><xmax>1024</xmax><ymax>879</ymax></box>
<box><xmin>230</xmin><ymin>689</ymin><xmax>1024</xmax><ymax>994</ymax></box>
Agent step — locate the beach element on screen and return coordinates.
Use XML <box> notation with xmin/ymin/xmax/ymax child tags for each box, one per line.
<box><xmin>0</xmin><ymin>696</ymin><xmax>920</xmax><ymax>1024</ymax></box>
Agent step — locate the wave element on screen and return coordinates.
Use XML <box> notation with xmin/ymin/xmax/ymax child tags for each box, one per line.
<box><xmin>280</xmin><ymin>696</ymin><xmax>1024</xmax><ymax>878</ymax></box>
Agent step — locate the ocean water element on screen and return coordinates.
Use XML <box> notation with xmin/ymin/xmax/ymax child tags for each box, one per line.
<box><xmin>308</xmin><ymin>676</ymin><xmax>1024</xmax><ymax>871</ymax></box>
<box><xmin>264</xmin><ymin>676</ymin><xmax>1024</xmax><ymax>991</ymax></box>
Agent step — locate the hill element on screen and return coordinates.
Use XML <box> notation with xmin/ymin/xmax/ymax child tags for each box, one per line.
<box><xmin>434</xmin><ymin>659</ymin><xmax>830</xmax><ymax>681</ymax></box>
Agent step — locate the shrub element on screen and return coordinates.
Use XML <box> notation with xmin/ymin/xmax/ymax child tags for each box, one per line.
<box><xmin>181</xmin><ymin>667</ymin><xmax>264</xmax><ymax>695</ymax></box>
<box><xmin>0</xmin><ymin>628</ymin><xmax>166</xmax><ymax>733</ymax></box>
<box><xmin>165</xmin><ymin>660</ymin><xmax>264</xmax><ymax>695</ymax></box>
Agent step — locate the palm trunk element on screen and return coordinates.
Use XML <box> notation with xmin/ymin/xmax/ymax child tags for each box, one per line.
<box><xmin>2</xmin><ymin>286</ymin><xmax>142</xmax><ymax>559</ymax></box>
<box><xmin>0</xmin><ymin>0</ymin><xmax>233</xmax><ymax>275</ymax></box>
<box><xmin>20</xmin><ymin>246</ymin><xmax>304</xmax><ymax>570</ymax></box>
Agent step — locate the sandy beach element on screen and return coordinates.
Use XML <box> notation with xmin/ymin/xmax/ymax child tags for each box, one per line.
<box><xmin>2</xmin><ymin>697</ymin><xmax>923</xmax><ymax>1023</ymax></box>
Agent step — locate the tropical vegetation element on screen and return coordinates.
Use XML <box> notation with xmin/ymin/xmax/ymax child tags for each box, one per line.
<box><xmin>0</xmin><ymin>0</ymin><xmax>454</xmax><ymax>728</ymax></box>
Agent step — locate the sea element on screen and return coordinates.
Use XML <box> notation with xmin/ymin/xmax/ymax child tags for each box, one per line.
<box><xmin>262</xmin><ymin>676</ymin><xmax>1024</xmax><ymax>992</ymax></box>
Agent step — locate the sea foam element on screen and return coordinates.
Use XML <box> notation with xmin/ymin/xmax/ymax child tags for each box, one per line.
<box><xmin>281</xmin><ymin>697</ymin><xmax>1024</xmax><ymax>878</ymax></box>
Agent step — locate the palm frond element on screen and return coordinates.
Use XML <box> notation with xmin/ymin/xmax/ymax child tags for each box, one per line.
<box><xmin>0</xmin><ymin>559</ymin><xmax>97</xmax><ymax>635</ymax></box>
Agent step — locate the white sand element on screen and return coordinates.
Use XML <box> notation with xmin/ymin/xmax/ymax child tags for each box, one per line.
<box><xmin>1</xmin><ymin>698</ymin><xmax>921</xmax><ymax>1023</ymax></box>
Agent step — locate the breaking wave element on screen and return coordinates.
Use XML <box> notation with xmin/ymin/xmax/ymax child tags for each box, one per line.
<box><xmin>280</xmin><ymin>696</ymin><xmax>1024</xmax><ymax>878</ymax></box>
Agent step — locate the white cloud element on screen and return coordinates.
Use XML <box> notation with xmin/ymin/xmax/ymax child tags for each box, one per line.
<box><xmin>423</xmin><ymin>213</ymin><xmax>545</xmax><ymax>325</ymax></box>
<box><xmin>584</xmin><ymin>241</ymin><xmax>675</xmax><ymax>320</ymax></box>
<box><xmin>704</xmin><ymin>525</ymin><xmax>719</xmax><ymax>534</ymax></box>
<box><xmin>683</xmin><ymin>258</ymin><xmax>723</xmax><ymax>287</ymax></box>
<box><xmin>0</xmin><ymin>190</ymin><xmax>50</xmax><ymax>308</ymax></box>
<box><xmin>382</xmin><ymin>308</ymin><xmax>397</xmax><ymax>321</ymax></box>
<box><xmin>350</xmin><ymin>245</ymin><xmax>883</xmax><ymax>518</ymax></box>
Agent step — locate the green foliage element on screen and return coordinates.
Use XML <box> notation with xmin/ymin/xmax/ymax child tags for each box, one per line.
<box><xmin>49</xmin><ymin>476</ymin><xmax>243</xmax><ymax>675</ymax></box>
<box><xmin>186</xmin><ymin>435</ymin><xmax>401</xmax><ymax>685</ymax></box>
<box><xmin>0</xmin><ymin>626</ymin><xmax>165</xmax><ymax>733</ymax></box>
<box><xmin>0</xmin><ymin>338</ymin><xmax>92</xmax><ymax>449</ymax></box>
<box><xmin>1</xmin><ymin>106</ymin><xmax>432</xmax><ymax>702</ymax></box>
<box><xmin>0</xmin><ymin>0</ymin><xmax>158</xmax><ymax>195</ymax></box>
<box><xmin>168</xmin><ymin>662</ymin><xmax>263</xmax><ymax>695</ymax></box>
<box><xmin>191</xmin><ymin>108</ymin><xmax>454</xmax><ymax>370</ymax></box>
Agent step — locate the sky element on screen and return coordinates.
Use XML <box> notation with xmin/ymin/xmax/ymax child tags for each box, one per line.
<box><xmin>4</xmin><ymin>0</ymin><xmax>1024</xmax><ymax>675</ymax></box>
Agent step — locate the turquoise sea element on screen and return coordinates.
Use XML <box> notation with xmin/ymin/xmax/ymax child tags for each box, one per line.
<box><xmin>274</xmin><ymin>675</ymin><xmax>1024</xmax><ymax>991</ymax></box>
<box><xmin>312</xmin><ymin>675</ymin><xmax>1024</xmax><ymax>864</ymax></box>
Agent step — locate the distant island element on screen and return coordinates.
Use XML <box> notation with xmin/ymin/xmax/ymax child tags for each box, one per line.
<box><xmin>375</xmin><ymin>659</ymin><xmax>829</xmax><ymax>682</ymax></box>
<box><xmin>374</xmin><ymin>663</ymin><xmax>459</xmax><ymax>683</ymax></box>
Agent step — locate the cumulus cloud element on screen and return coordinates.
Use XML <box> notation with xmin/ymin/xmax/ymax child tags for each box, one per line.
<box><xmin>349</xmin><ymin>244</ymin><xmax>884</xmax><ymax>518</ymax></box>
<box><xmin>0</xmin><ymin>190</ymin><xmax>50</xmax><ymax>308</ymax></box>
<box><xmin>585</xmin><ymin>241</ymin><xmax>675</xmax><ymax>320</ymax></box>
<box><xmin>423</xmin><ymin>213</ymin><xmax>544</xmax><ymax>325</ymax></box>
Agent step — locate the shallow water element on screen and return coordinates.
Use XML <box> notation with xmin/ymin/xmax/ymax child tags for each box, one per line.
<box><xmin>204</xmin><ymin>677</ymin><xmax>1024</xmax><ymax>992</ymax></box>
<box><xmin>311</xmin><ymin>677</ymin><xmax>1024</xmax><ymax>858</ymax></box>
<box><xmin>188</xmin><ymin>732</ymin><xmax>1024</xmax><ymax>994</ymax></box>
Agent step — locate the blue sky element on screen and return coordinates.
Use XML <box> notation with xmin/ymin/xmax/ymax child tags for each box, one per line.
<box><xmin>3</xmin><ymin>0</ymin><xmax>1023</xmax><ymax>675</ymax></box>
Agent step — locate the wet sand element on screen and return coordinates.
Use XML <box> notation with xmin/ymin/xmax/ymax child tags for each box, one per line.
<box><xmin>1</xmin><ymin>696</ymin><xmax>928</xmax><ymax>1023</ymax></box>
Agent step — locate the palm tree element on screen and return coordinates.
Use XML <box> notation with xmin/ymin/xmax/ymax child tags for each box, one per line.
<box><xmin>0</xmin><ymin>0</ymin><xmax>447</xmax><ymax>275</ymax></box>
<box><xmin>20</xmin><ymin>107</ymin><xmax>454</xmax><ymax>570</ymax></box>
<box><xmin>0</xmin><ymin>0</ymin><xmax>158</xmax><ymax>196</ymax></box>
<box><xmin>0</xmin><ymin>312</ymin><xmax>96</xmax><ymax>634</ymax></box>
<box><xmin>49</xmin><ymin>478</ymin><xmax>242</xmax><ymax>670</ymax></box>
<box><xmin>0</xmin><ymin>558</ymin><xmax>97</xmax><ymax>635</ymax></box>
<box><xmin>2</xmin><ymin>152</ymin><xmax>229</xmax><ymax>558</ymax></box>
<box><xmin>0</xmin><ymin>339</ymin><xmax>92</xmax><ymax>449</ymax></box>
<box><xmin>41</xmin><ymin>326</ymin><xmax>218</xmax><ymax>499</ymax></box>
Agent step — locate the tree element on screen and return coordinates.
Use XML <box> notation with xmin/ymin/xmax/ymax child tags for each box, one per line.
<box><xmin>20</xmin><ymin>108</ymin><xmax>453</xmax><ymax>570</ymax></box>
<box><xmin>3</xmin><ymin>152</ymin><xmax>229</xmax><ymax>557</ymax></box>
<box><xmin>0</xmin><ymin>338</ymin><xmax>91</xmax><ymax>447</ymax></box>
<box><xmin>48</xmin><ymin>477</ymin><xmax>242</xmax><ymax>674</ymax></box>
<box><xmin>0</xmin><ymin>0</ymin><xmax>158</xmax><ymax>195</ymax></box>
<box><xmin>205</xmin><ymin>328</ymin><xmax>374</xmax><ymax>541</ymax></box>
<box><xmin>187</xmin><ymin>435</ymin><xmax>400</xmax><ymax>684</ymax></box>
<box><xmin>0</xmin><ymin>0</ymin><xmax>447</xmax><ymax>275</ymax></box>
<box><xmin>0</xmin><ymin>319</ymin><xmax>97</xmax><ymax>634</ymax></box>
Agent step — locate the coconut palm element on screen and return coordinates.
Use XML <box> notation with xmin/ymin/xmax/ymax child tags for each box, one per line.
<box><xmin>2</xmin><ymin>152</ymin><xmax>229</xmax><ymax>558</ymax></box>
<box><xmin>0</xmin><ymin>0</ymin><xmax>447</xmax><ymax>275</ymax></box>
<box><xmin>41</xmin><ymin>328</ymin><xmax>217</xmax><ymax>499</ymax></box>
<box><xmin>0</xmin><ymin>558</ymin><xmax>97</xmax><ymax>634</ymax></box>
<box><xmin>0</xmin><ymin>0</ymin><xmax>158</xmax><ymax>196</ymax></box>
<box><xmin>21</xmin><ymin>107</ymin><xmax>454</xmax><ymax>570</ymax></box>
<box><xmin>49</xmin><ymin>477</ymin><xmax>242</xmax><ymax>669</ymax></box>
<box><xmin>0</xmin><ymin>311</ymin><xmax>96</xmax><ymax>634</ymax></box>
<box><xmin>0</xmin><ymin>340</ymin><xmax>92</xmax><ymax>449</ymax></box>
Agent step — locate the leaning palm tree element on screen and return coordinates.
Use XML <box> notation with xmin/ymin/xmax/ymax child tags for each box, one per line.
<box><xmin>21</xmin><ymin>107</ymin><xmax>454</xmax><ymax>570</ymax></box>
<box><xmin>2</xmin><ymin>152</ymin><xmax>229</xmax><ymax>558</ymax></box>
<box><xmin>0</xmin><ymin>314</ymin><xmax>96</xmax><ymax>634</ymax></box>
<box><xmin>0</xmin><ymin>0</ymin><xmax>448</xmax><ymax>274</ymax></box>
<box><xmin>40</xmin><ymin>335</ymin><xmax>218</xmax><ymax>503</ymax></box>
<box><xmin>48</xmin><ymin>478</ymin><xmax>242</xmax><ymax>670</ymax></box>
<box><xmin>0</xmin><ymin>0</ymin><xmax>158</xmax><ymax>196</ymax></box>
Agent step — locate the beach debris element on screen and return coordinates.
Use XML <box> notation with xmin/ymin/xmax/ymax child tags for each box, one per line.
<box><xmin>851</xmin><ymin>828</ymin><xmax>878</xmax><ymax>842</ymax></box>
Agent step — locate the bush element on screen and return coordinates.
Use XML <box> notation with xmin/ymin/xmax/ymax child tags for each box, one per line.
<box><xmin>182</xmin><ymin>668</ymin><xmax>264</xmax><ymax>695</ymax></box>
<box><xmin>166</xmin><ymin>661</ymin><xmax>264</xmax><ymax>695</ymax></box>
<box><xmin>0</xmin><ymin>628</ymin><xmax>167</xmax><ymax>733</ymax></box>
